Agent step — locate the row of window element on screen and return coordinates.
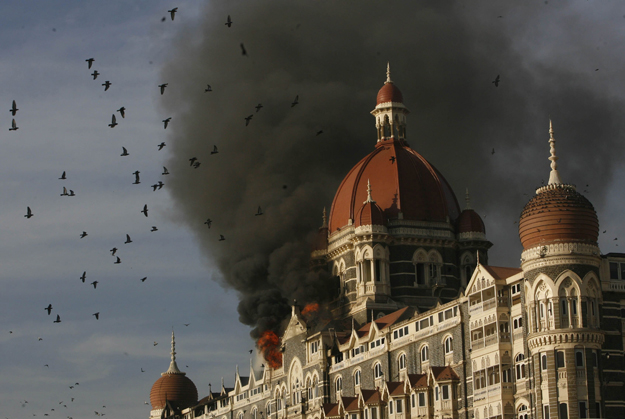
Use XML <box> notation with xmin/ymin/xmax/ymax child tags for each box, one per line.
<box><xmin>542</xmin><ymin>402</ymin><xmax>601</xmax><ymax>419</ymax></box>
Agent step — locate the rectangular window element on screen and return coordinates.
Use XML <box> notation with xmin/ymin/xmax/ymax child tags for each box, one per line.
<box><xmin>512</xmin><ymin>283</ymin><xmax>521</xmax><ymax>295</ymax></box>
<box><xmin>544</xmin><ymin>405</ymin><xmax>550</xmax><ymax>419</ymax></box>
<box><xmin>416</xmin><ymin>263</ymin><xmax>425</xmax><ymax>285</ymax></box>
<box><xmin>396</xmin><ymin>400</ymin><xmax>402</xmax><ymax>414</ymax></box>
<box><xmin>351</xmin><ymin>414</ymin><xmax>358</xmax><ymax>419</ymax></box>
<box><xmin>364</xmin><ymin>409</ymin><xmax>368</xmax><ymax>419</ymax></box>
<box><xmin>621</xmin><ymin>263</ymin><xmax>625</xmax><ymax>281</ymax></box>
<box><xmin>557</xmin><ymin>351</ymin><xmax>565</xmax><ymax>368</ymax></box>
<box><xmin>579</xmin><ymin>401</ymin><xmax>587</xmax><ymax>419</ymax></box>
<box><xmin>610</xmin><ymin>262</ymin><xmax>619</xmax><ymax>279</ymax></box>
<box><xmin>442</xmin><ymin>385</ymin><xmax>449</xmax><ymax>400</ymax></box>
<box><xmin>541</xmin><ymin>354</ymin><xmax>548</xmax><ymax>370</ymax></box>
<box><xmin>411</xmin><ymin>394</ymin><xmax>415</xmax><ymax>408</ymax></box>
<box><xmin>559</xmin><ymin>403</ymin><xmax>568</xmax><ymax>419</ymax></box>
<box><xmin>439</xmin><ymin>312</ymin><xmax>444</xmax><ymax>322</ymax></box>
<box><xmin>418</xmin><ymin>392</ymin><xmax>426</xmax><ymax>407</ymax></box>
<box><xmin>389</xmin><ymin>401</ymin><xmax>393</xmax><ymax>414</ymax></box>
<box><xmin>576</xmin><ymin>350</ymin><xmax>584</xmax><ymax>367</ymax></box>
<box><xmin>435</xmin><ymin>387</ymin><xmax>439</xmax><ymax>401</ymax></box>
<box><xmin>592</xmin><ymin>351</ymin><xmax>598</xmax><ymax>368</ymax></box>
<box><xmin>371</xmin><ymin>408</ymin><xmax>377</xmax><ymax>419</ymax></box>
<box><xmin>311</xmin><ymin>341</ymin><xmax>319</xmax><ymax>354</ymax></box>
<box><xmin>420</xmin><ymin>318</ymin><xmax>430</xmax><ymax>329</ymax></box>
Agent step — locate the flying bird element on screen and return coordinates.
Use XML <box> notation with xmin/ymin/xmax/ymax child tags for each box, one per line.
<box><xmin>86</xmin><ymin>58</ymin><xmax>95</xmax><ymax>69</ymax></box>
<box><xmin>54</xmin><ymin>315</ymin><xmax>61</xmax><ymax>323</ymax></box>
<box><xmin>189</xmin><ymin>157</ymin><xmax>197</xmax><ymax>166</ymax></box>
<box><xmin>225</xmin><ymin>15</ymin><xmax>232</xmax><ymax>27</ymax></box>
<box><xmin>204</xmin><ymin>219</ymin><xmax>212</xmax><ymax>228</ymax></box>
<box><xmin>389</xmin><ymin>156</ymin><xmax>396</xmax><ymax>164</ymax></box>
<box><xmin>255</xmin><ymin>206</ymin><xmax>263</xmax><ymax>216</ymax></box>
<box><xmin>9</xmin><ymin>119</ymin><xmax>18</xmax><ymax>131</ymax></box>
<box><xmin>158</xmin><ymin>83</ymin><xmax>168</xmax><ymax>95</ymax></box>
<box><xmin>205</xmin><ymin>84</ymin><xmax>212</xmax><ymax>92</ymax></box>
<box><xmin>45</xmin><ymin>304</ymin><xmax>53</xmax><ymax>315</ymax></box>
<box><xmin>316</xmin><ymin>130</ymin><xmax>323</xmax><ymax>136</ymax></box>
<box><xmin>240</xmin><ymin>43</ymin><xmax>247</xmax><ymax>56</ymax></box>
<box><xmin>61</xmin><ymin>187</ymin><xmax>69</xmax><ymax>196</ymax></box>
<box><xmin>491</xmin><ymin>148</ymin><xmax>495</xmax><ymax>155</ymax></box>
<box><xmin>133</xmin><ymin>170</ymin><xmax>140</xmax><ymax>184</ymax></box>
<box><xmin>109</xmin><ymin>114</ymin><xmax>118</xmax><ymax>128</ymax></box>
<box><xmin>102</xmin><ymin>80</ymin><xmax>111</xmax><ymax>91</ymax></box>
<box><xmin>25</xmin><ymin>206</ymin><xmax>33</xmax><ymax>219</ymax></box>
<box><xmin>124</xmin><ymin>234</ymin><xmax>132</xmax><ymax>244</ymax></box>
<box><xmin>141</xmin><ymin>204</ymin><xmax>148</xmax><ymax>217</ymax></box>
<box><xmin>162</xmin><ymin>117</ymin><xmax>171</xmax><ymax>129</ymax></box>
<box><xmin>121</xmin><ymin>147</ymin><xmax>129</xmax><ymax>156</ymax></box>
<box><xmin>162</xmin><ymin>167</ymin><xmax>170</xmax><ymax>175</ymax></box>
<box><xmin>151</xmin><ymin>226</ymin><xmax>158</xmax><ymax>232</ymax></box>
<box><xmin>153</xmin><ymin>341</ymin><xmax>158</xmax><ymax>346</ymax></box>
<box><xmin>140</xmin><ymin>277</ymin><xmax>147</xmax><ymax>282</ymax></box>
<box><xmin>69</xmin><ymin>190</ymin><xmax>75</xmax><ymax>196</ymax></box>
<box><xmin>91</xmin><ymin>281</ymin><xmax>98</xmax><ymax>289</ymax></box>
<box><xmin>80</xmin><ymin>231</ymin><xmax>88</xmax><ymax>238</ymax></box>
<box><xmin>10</xmin><ymin>100</ymin><xmax>18</xmax><ymax>116</ymax></box>
<box><xmin>255</xmin><ymin>103</ymin><xmax>263</xmax><ymax>112</ymax></box>
<box><xmin>110</xmin><ymin>248</ymin><xmax>117</xmax><ymax>256</ymax></box>
<box><xmin>492</xmin><ymin>74</ymin><xmax>500</xmax><ymax>87</ymax></box>
<box><xmin>158</xmin><ymin>142</ymin><xmax>166</xmax><ymax>150</ymax></box>
<box><xmin>161</xmin><ymin>16</ymin><xmax>166</xmax><ymax>22</ymax></box>
<box><xmin>151</xmin><ymin>184</ymin><xmax>158</xmax><ymax>191</ymax></box>
<box><xmin>291</xmin><ymin>95</ymin><xmax>299</xmax><ymax>107</ymax></box>
<box><xmin>91</xmin><ymin>70</ymin><xmax>100</xmax><ymax>80</ymax></box>
<box><xmin>193</xmin><ymin>161</ymin><xmax>201</xmax><ymax>168</ymax></box>
<box><xmin>117</xmin><ymin>107</ymin><xmax>125</xmax><ymax>118</ymax></box>
<box><xmin>59</xmin><ymin>171</ymin><xmax>66</xmax><ymax>180</ymax></box>
<box><xmin>80</xmin><ymin>271</ymin><xmax>86</xmax><ymax>282</ymax></box>
<box><xmin>245</xmin><ymin>114</ymin><xmax>253</xmax><ymax>126</ymax></box>
<box><xmin>184</xmin><ymin>323</ymin><xmax>190</xmax><ymax>326</ymax></box>
<box><xmin>93</xmin><ymin>312</ymin><xmax>99</xmax><ymax>320</ymax></box>
<box><xmin>168</xmin><ymin>8</ymin><xmax>178</xmax><ymax>20</ymax></box>
<box><xmin>219</xmin><ymin>235</ymin><xmax>225</xmax><ymax>241</ymax></box>
<box><xmin>114</xmin><ymin>256</ymin><xmax>121</xmax><ymax>264</ymax></box>
<box><xmin>211</xmin><ymin>145</ymin><xmax>218</xmax><ymax>154</ymax></box>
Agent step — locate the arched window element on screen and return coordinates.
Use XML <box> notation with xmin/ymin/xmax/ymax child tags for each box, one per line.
<box><xmin>313</xmin><ymin>376</ymin><xmax>318</xmax><ymax>398</ymax></box>
<box><xmin>335</xmin><ymin>376</ymin><xmax>343</xmax><ymax>392</ymax></box>
<box><xmin>354</xmin><ymin>370</ymin><xmax>361</xmax><ymax>386</ymax></box>
<box><xmin>517</xmin><ymin>404</ymin><xmax>528</xmax><ymax>419</ymax></box>
<box><xmin>398</xmin><ymin>353</ymin><xmax>406</xmax><ymax>370</ymax></box>
<box><xmin>252</xmin><ymin>408</ymin><xmax>257</xmax><ymax>419</ymax></box>
<box><xmin>421</xmin><ymin>345</ymin><xmax>429</xmax><ymax>362</ymax></box>
<box><xmin>238</xmin><ymin>412</ymin><xmax>244</xmax><ymax>419</ymax></box>
<box><xmin>515</xmin><ymin>354</ymin><xmax>525</xmax><ymax>379</ymax></box>
<box><xmin>541</xmin><ymin>354</ymin><xmax>548</xmax><ymax>370</ymax></box>
<box><xmin>373</xmin><ymin>363</ymin><xmax>383</xmax><ymax>379</ymax></box>
<box><xmin>444</xmin><ymin>337</ymin><xmax>453</xmax><ymax>354</ymax></box>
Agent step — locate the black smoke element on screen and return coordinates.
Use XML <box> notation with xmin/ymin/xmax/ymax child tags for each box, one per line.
<box><xmin>158</xmin><ymin>0</ymin><xmax>625</xmax><ymax>337</ymax></box>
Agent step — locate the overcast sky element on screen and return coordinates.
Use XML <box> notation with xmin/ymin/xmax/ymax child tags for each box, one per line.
<box><xmin>1</xmin><ymin>1</ymin><xmax>625</xmax><ymax>418</ymax></box>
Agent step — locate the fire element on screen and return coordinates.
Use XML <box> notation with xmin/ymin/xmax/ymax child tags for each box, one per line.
<box><xmin>301</xmin><ymin>303</ymin><xmax>320</xmax><ymax>318</ymax></box>
<box><xmin>257</xmin><ymin>330</ymin><xmax>282</xmax><ymax>369</ymax></box>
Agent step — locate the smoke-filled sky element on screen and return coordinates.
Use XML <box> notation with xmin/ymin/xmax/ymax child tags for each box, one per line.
<box><xmin>2</xmin><ymin>0</ymin><xmax>625</xmax><ymax>417</ymax></box>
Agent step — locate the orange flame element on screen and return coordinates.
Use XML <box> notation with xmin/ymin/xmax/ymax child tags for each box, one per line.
<box><xmin>301</xmin><ymin>303</ymin><xmax>320</xmax><ymax>318</ymax></box>
<box><xmin>257</xmin><ymin>330</ymin><xmax>282</xmax><ymax>369</ymax></box>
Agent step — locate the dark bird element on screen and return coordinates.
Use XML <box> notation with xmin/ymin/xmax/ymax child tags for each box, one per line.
<box><xmin>158</xmin><ymin>83</ymin><xmax>168</xmax><ymax>95</ymax></box>
<box><xmin>25</xmin><ymin>206</ymin><xmax>33</xmax><ymax>219</ymax></box>
<box><xmin>80</xmin><ymin>231</ymin><xmax>88</xmax><ymax>238</ymax></box>
<box><xmin>151</xmin><ymin>184</ymin><xmax>158</xmax><ymax>191</ymax></box>
<box><xmin>492</xmin><ymin>74</ymin><xmax>500</xmax><ymax>87</ymax></box>
<box><xmin>121</xmin><ymin>147</ymin><xmax>129</xmax><ymax>156</ymax></box>
<box><xmin>80</xmin><ymin>271</ymin><xmax>86</xmax><ymax>282</ymax></box>
<box><xmin>389</xmin><ymin>156</ymin><xmax>396</xmax><ymax>164</ymax></box>
<box><xmin>316</xmin><ymin>130</ymin><xmax>323</xmax><ymax>136</ymax></box>
<box><xmin>204</xmin><ymin>219</ymin><xmax>212</xmax><ymax>228</ymax></box>
<box><xmin>249</xmin><ymin>349</ymin><xmax>253</xmax><ymax>354</ymax></box>
<box><xmin>141</xmin><ymin>204</ymin><xmax>148</xmax><ymax>217</ymax></box>
<box><xmin>133</xmin><ymin>170</ymin><xmax>140</xmax><ymax>184</ymax></box>
<box><xmin>603</xmin><ymin>230</ymin><xmax>607</xmax><ymax>233</ymax></box>
<box><xmin>151</xmin><ymin>226</ymin><xmax>158</xmax><ymax>232</ymax></box>
<box><xmin>491</xmin><ymin>148</ymin><xmax>495</xmax><ymax>155</ymax></box>
<box><xmin>9</xmin><ymin>119</ymin><xmax>18</xmax><ymax>131</ymax></box>
<box><xmin>157</xmin><ymin>181</ymin><xmax>164</xmax><ymax>189</ymax></box>
<box><xmin>117</xmin><ymin>107</ymin><xmax>125</xmax><ymax>118</ymax></box>
<box><xmin>110</xmin><ymin>247</ymin><xmax>117</xmax><ymax>256</ymax></box>
<box><xmin>53</xmin><ymin>315</ymin><xmax>61</xmax><ymax>323</ymax></box>
<box><xmin>240</xmin><ymin>43</ymin><xmax>247</xmax><ymax>56</ymax></box>
<box><xmin>114</xmin><ymin>256</ymin><xmax>121</xmax><ymax>264</ymax></box>
<box><xmin>59</xmin><ymin>171</ymin><xmax>66</xmax><ymax>180</ymax></box>
<box><xmin>205</xmin><ymin>84</ymin><xmax>212</xmax><ymax>92</ymax></box>
<box><xmin>91</xmin><ymin>70</ymin><xmax>100</xmax><ymax>80</ymax></box>
<box><xmin>162</xmin><ymin>166</ymin><xmax>169</xmax><ymax>175</ymax></box>
<box><xmin>153</xmin><ymin>341</ymin><xmax>158</xmax><ymax>346</ymax></box>
<box><xmin>109</xmin><ymin>114</ymin><xmax>118</xmax><ymax>128</ymax></box>
<box><xmin>189</xmin><ymin>157</ymin><xmax>197</xmax><ymax>166</ymax></box>
<box><xmin>102</xmin><ymin>80</ymin><xmax>111</xmax><ymax>91</ymax></box>
<box><xmin>10</xmin><ymin>100</ymin><xmax>18</xmax><ymax>116</ymax></box>
<box><xmin>141</xmin><ymin>368</ymin><xmax>145</xmax><ymax>372</ymax></box>
<box><xmin>245</xmin><ymin>114</ymin><xmax>253</xmax><ymax>126</ymax></box>
<box><xmin>157</xmin><ymin>142</ymin><xmax>166</xmax><ymax>150</ymax></box>
<box><xmin>168</xmin><ymin>8</ymin><xmax>178</xmax><ymax>20</ymax></box>
<box><xmin>255</xmin><ymin>103</ymin><xmax>263</xmax><ymax>112</ymax></box>
<box><xmin>219</xmin><ymin>235</ymin><xmax>225</xmax><ymax>241</ymax></box>
<box><xmin>211</xmin><ymin>145</ymin><xmax>218</xmax><ymax>154</ymax></box>
<box><xmin>162</xmin><ymin>117</ymin><xmax>171</xmax><ymax>129</ymax></box>
<box><xmin>161</xmin><ymin>16</ymin><xmax>166</xmax><ymax>22</ymax></box>
<box><xmin>140</xmin><ymin>277</ymin><xmax>147</xmax><ymax>282</ymax></box>
<box><xmin>184</xmin><ymin>323</ymin><xmax>190</xmax><ymax>326</ymax></box>
<box><xmin>291</xmin><ymin>95</ymin><xmax>299</xmax><ymax>107</ymax></box>
<box><xmin>69</xmin><ymin>190</ymin><xmax>75</xmax><ymax>196</ymax></box>
<box><xmin>225</xmin><ymin>15</ymin><xmax>232</xmax><ymax>27</ymax></box>
<box><xmin>61</xmin><ymin>186</ymin><xmax>69</xmax><ymax>196</ymax></box>
<box><xmin>39</xmin><ymin>337</ymin><xmax>43</xmax><ymax>341</ymax></box>
<box><xmin>193</xmin><ymin>161</ymin><xmax>201</xmax><ymax>168</ymax></box>
<box><xmin>255</xmin><ymin>206</ymin><xmax>263</xmax><ymax>216</ymax></box>
<box><xmin>93</xmin><ymin>312</ymin><xmax>99</xmax><ymax>320</ymax></box>
<box><xmin>45</xmin><ymin>304</ymin><xmax>53</xmax><ymax>315</ymax></box>
<box><xmin>86</xmin><ymin>58</ymin><xmax>95</xmax><ymax>69</ymax></box>
<box><xmin>91</xmin><ymin>281</ymin><xmax>98</xmax><ymax>289</ymax></box>
<box><xmin>124</xmin><ymin>234</ymin><xmax>132</xmax><ymax>244</ymax></box>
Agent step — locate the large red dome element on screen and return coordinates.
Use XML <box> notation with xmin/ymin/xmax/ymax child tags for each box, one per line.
<box><xmin>150</xmin><ymin>373</ymin><xmax>198</xmax><ymax>410</ymax></box>
<box><xmin>328</xmin><ymin>139</ymin><xmax>460</xmax><ymax>233</ymax></box>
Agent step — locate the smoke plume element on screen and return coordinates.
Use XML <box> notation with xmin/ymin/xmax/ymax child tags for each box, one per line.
<box><xmin>159</xmin><ymin>1</ymin><xmax>625</xmax><ymax>340</ymax></box>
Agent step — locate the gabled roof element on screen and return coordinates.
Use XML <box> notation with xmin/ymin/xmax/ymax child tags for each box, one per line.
<box><xmin>323</xmin><ymin>403</ymin><xmax>340</xmax><ymax>417</ymax></box>
<box><xmin>482</xmin><ymin>265</ymin><xmax>522</xmax><ymax>280</ymax></box>
<box><xmin>343</xmin><ymin>396</ymin><xmax>360</xmax><ymax>412</ymax></box>
<box><xmin>430</xmin><ymin>366</ymin><xmax>460</xmax><ymax>381</ymax></box>
<box><xmin>359</xmin><ymin>307</ymin><xmax>413</xmax><ymax>334</ymax></box>
<box><xmin>239</xmin><ymin>376</ymin><xmax>249</xmax><ymax>386</ymax></box>
<box><xmin>360</xmin><ymin>389</ymin><xmax>382</xmax><ymax>405</ymax></box>
<box><xmin>386</xmin><ymin>381</ymin><xmax>406</xmax><ymax>396</ymax></box>
<box><xmin>407</xmin><ymin>374</ymin><xmax>428</xmax><ymax>389</ymax></box>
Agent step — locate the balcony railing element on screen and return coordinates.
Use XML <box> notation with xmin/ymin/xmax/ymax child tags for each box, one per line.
<box><xmin>471</xmin><ymin>338</ymin><xmax>484</xmax><ymax>350</ymax></box>
<box><xmin>482</xmin><ymin>298</ymin><xmax>497</xmax><ymax>312</ymax></box>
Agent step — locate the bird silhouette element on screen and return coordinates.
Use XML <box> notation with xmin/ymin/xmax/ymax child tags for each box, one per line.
<box><xmin>184</xmin><ymin>323</ymin><xmax>190</xmax><ymax>326</ymax></box>
<box><xmin>25</xmin><ymin>206</ymin><xmax>33</xmax><ymax>219</ymax></box>
<box><xmin>45</xmin><ymin>304</ymin><xmax>53</xmax><ymax>315</ymax></box>
<box><xmin>204</xmin><ymin>219</ymin><xmax>212</xmax><ymax>228</ymax></box>
<box><xmin>59</xmin><ymin>171</ymin><xmax>66</xmax><ymax>180</ymax></box>
<box><xmin>114</xmin><ymin>256</ymin><xmax>121</xmax><ymax>264</ymax></box>
<box><xmin>316</xmin><ymin>130</ymin><xmax>323</xmax><ymax>136</ymax></box>
<box><xmin>205</xmin><ymin>84</ymin><xmax>212</xmax><ymax>92</ymax></box>
<box><xmin>240</xmin><ymin>43</ymin><xmax>247</xmax><ymax>56</ymax></box>
<box><xmin>245</xmin><ymin>114</ymin><xmax>253</xmax><ymax>126</ymax></box>
<box><xmin>255</xmin><ymin>103</ymin><xmax>263</xmax><ymax>112</ymax></box>
<box><xmin>140</xmin><ymin>277</ymin><xmax>147</xmax><ymax>282</ymax></box>
<box><xmin>80</xmin><ymin>231</ymin><xmax>88</xmax><ymax>238</ymax></box>
<box><xmin>291</xmin><ymin>95</ymin><xmax>299</xmax><ymax>107</ymax></box>
<box><xmin>225</xmin><ymin>15</ymin><xmax>232</xmax><ymax>27</ymax></box>
<box><xmin>9</xmin><ymin>119</ymin><xmax>18</xmax><ymax>131</ymax></box>
<box><xmin>162</xmin><ymin>166</ymin><xmax>170</xmax><ymax>175</ymax></box>
<box><xmin>193</xmin><ymin>161</ymin><xmax>201</xmax><ymax>168</ymax></box>
<box><xmin>102</xmin><ymin>81</ymin><xmax>111</xmax><ymax>91</ymax></box>
<box><xmin>389</xmin><ymin>156</ymin><xmax>396</xmax><ymax>164</ymax></box>
<box><xmin>162</xmin><ymin>117</ymin><xmax>171</xmax><ymax>129</ymax></box>
<box><xmin>91</xmin><ymin>70</ymin><xmax>100</xmax><ymax>80</ymax></box>
<box><xmin>133</xmin><ymin>171</ymin><xmax>140</xmax><ymax>184</ymax></box>
<box><xmin>54</xmin><ymin>315</ymin><xmax>61</xmax><ymax>323</ymax></box>
<box><xmin>121</xmin><ymin>147</ymin><xmax>129</xmax><ymax>156</ymax></box>
<box><xmin>157</xmin><ymin>181</ymin><xmax>164</xmax><ymax>189</ymax></box>
<box><xmin>93</xmin><ymin>312</ymin><xmax>99</xmax><ymax>320</ymax></box>
<box><xmin>161</xmin><ymin>16</ymin><xmax>166</xmax><ymax>22</ymax></box>
<box><xmin>211</xmin><ymin>145</ymin><xmax>218</xmax><ymax>154</ymax></box>
<box><xmin>159</xmin><ymin>83</ymin><xmax>168</xmax><ymax>95</ymax></box>
<box><xmin>124</xmin><ymin>234</ymin><xmax>132</xmax><ymax>244</ymax></box>
<box><xmin>141</xmin><ymin>204</ymin><xmax>148</xmax><ymax>217</ymax></box>
<box><xmin>10</xmin><ymin>100</ymin><xmax>18</xmax><ymax>116</ymax></box>
<box><xmin>255</xmin><ymin>206</ymin><xmax>263</xmax><ymax>216</ymax></box>
<box><xmin>158</xmin><ymin>142</ymin><xmax>166</xmax><ymax>150</ymax></box>
<box><xmin>219</xmin><ymin>235</ymin><xmax>225</xmax><ymax>241</ymax></box>
<box><xmin>69</xmin><ymin>190</ymin><xmax>75</xmax><ymax>196</ymax></box>
<box><xmin>151</xmin><ymin>226</ymin><xmax>158</xmax><ymax>232</ymax></box>
<box><xmin>492</xmin><ymin>74</ymin><xmax>500</xmax><ymax>87</ymax></box>
<box><xmin>110</xmin><ymin>248</ymin><xmax>117</xmax><ymax>256</ymax></box>
<box><xmin>80</xmin><ymin>271</ymin><xmax>86</xmax><ymax>282</ymax></box>
<box><xmin>189</xmin><ymin>157</ymin><xmax>198</xmax><ymax>166</ymax></box>
<box><xmin>91</xmin><ymin>281</ymin><xmax>98</xmax><ymax>289</ymax></box>
<box><xmin>141</xmin><ymin>368</ymin><xmax>145</xmax><ymax>373</ymax></box>
<box><xmin>61</xmin><ymin>187</ymin><xmax>69</xmax><ymax>196</ymax></box>
<box><xmin>86</xmin><ymin>58</ymin><xmax>95</xmax><ymax>69</ymax></box>
<box><xmin>168</xmin><ymin>8</ymin><xmax>178</xmax><ymax>20</ymax></box>
<box><xmin>117</xmin><ymin>107</ymin><xmax>126</xmax><ymax>118</ymax></box>
<box><xmin>109</xmin><ymin>114</ymin><xmax>118</xmax><ymax>128</ymax></box>
<box><xmin>153</xmin><ymin>341</ymin><xmax>158</xmax><ymax>346</ymax></box>
<box><xmin>151</xmin><ymin>184</ymin><xmax>158</xmax><ymax>191</ymax></box>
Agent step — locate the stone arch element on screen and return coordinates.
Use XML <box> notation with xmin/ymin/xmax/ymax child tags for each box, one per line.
<box><xmin>412</xmin><ymin>249</ymin><xmax>428</xmax><ymax>264</ymax></box>
<box><xmin>372</xmin><ymin>243</ymin><xmax>389</xmax><ymax>261</ymax></box>
<box><xmin>530</xmin><ymin>274</ymin><xmax>556</xmax><ymax>299</ymax></box>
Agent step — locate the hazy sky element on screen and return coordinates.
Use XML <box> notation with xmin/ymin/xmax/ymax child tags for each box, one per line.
<box><xmin>2</xmin><ymin>1</ymin><xmax>625</xmax><ymax>418</ymax></box>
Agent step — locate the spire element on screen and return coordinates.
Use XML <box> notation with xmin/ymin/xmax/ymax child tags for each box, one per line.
<box><xmin>465</xmin><ymin>188</ymin><xmax>472</xmax><ymax>210</ymax></box>
<box><xmin>321</xmin><ymin>207</ymin><xmax>327</xmax><ymax>228</ymax></box>
<box><xmin>547</xmin><ymin>119</ymin><xmax>562</xmax><ymax>185</ymax></box>
<box><xmin>386</xmin><ymin>62</ymin><xmax>392</xmax><ymax>84</ymax></box>
<box><xmin>163</xmin><ymin>330</ymin><xmax>182</xmax><ymax>375</ymax></box>
<box><xmin>363</xmin><ymin>180</ymin><xmax>376</xmax><ymax>204</ymax></box>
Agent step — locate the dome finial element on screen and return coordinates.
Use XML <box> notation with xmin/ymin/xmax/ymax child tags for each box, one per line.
<box><xmin>164</xmin><ymin>330</ymin><xmax>182</xmax><ymax>374</ymax></box>
<box><xmin>364</xmin><ymin>179</ymin><xmax>376</xmax><ymax>204</ymax></box>
<box><xmin>386</xmin><ymin>62</ymin><xmax>392</xmax><ymax>84</ymax></box>
<box><xmin>321</xmin><ymin>207</ymin><xmax>327</xmax><ymax>228</ymax></box>
<box><xmin>547</xmin><ymin>119</ymin><xmax>562</xmax><ymax>185</ymax></box>
<box><xmin>465</xmin><ymin>188</ymin><xmax>472</xmax><ymax>210</ymax></box>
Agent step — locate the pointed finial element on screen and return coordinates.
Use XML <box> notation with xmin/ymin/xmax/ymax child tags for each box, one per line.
<box><xmin>465</xmin><ymin>188</ymin><xmax>472</xmax><ymax>210</ymax></box>
<box><xmin>476</xmin><ymin>250</ymin><xmax>480</xmax><ymax>265</ymax></box>
<box><xmin>163</xmin><ymin>330</ymin><xmax>182</xmax><ymax>374</ymax></box>
<box><xmin>547</xmin><ymin>119</ymin><xmax>562</xmax><ymax>185</ymax></box>
<box><xmin>386</xmin><ymin>62</ymin><xmax>392</xmax><ymax>84</ymax></box>
<box><xmin>321</xmin><ymin>207</ymin><xmax>327</xmax><ymax>228</ymax></box>
<box><xmin>364</xmin><ymin>180</ymin><xmax>376</xmax><ymax>204</ymax></box>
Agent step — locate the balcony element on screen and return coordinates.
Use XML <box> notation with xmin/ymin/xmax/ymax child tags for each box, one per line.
<box><xmin>485</xmin><ymin>334</ymin><xmax>498</xmax><ymax>347</ymax></box>
<box><xmin>483</xmin><ymin>298</ymin><xmax>497</xmax><ymax>312</ymax></box>
<box><xmin>471</xmin><ymin>337</ymin><xmax>484</xmax><ymax>350</ymax></box>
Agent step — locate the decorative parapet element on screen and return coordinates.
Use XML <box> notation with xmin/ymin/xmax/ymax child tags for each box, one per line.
<box><xmin>527</xmin><ymin>330</ymin><xmax>604</xmax><ymax>350</ymax></box>
<box><xmin>521</xmin><ymin>242</ymin><xmax>600</xmax><ymax>270</ymax></box>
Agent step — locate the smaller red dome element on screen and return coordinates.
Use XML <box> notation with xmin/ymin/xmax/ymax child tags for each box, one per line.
<box><xmin>356</xmin><ymin>200</ymin><xmax>386</xmax><ymax>227</ymax></box>
<box><xmin>376</xmin><ymin>82</ymin><xmax>403</xmax><ymax>105</ymax></box>
<box><xmin>457</xmin><ymin>209</ymin><xmax>485</xmax><ymax>234</ymax></box>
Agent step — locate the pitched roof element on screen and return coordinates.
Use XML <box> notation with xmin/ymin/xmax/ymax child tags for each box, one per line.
<box><xmin>343</xmin><ymin>396</ymin><xmax>359</xmax><ymax>412</ymax></box>
<box><xmin>431</xmin><ymin>366</ymin><xmax>460</xmax><ymax>381</ymax></box>
<box><xmin>323</xmin><ymin>403</ymin><xmax>340</xmax><ymax>417</ymax></box>
<box><xmin>239</xmin><ymin>376</ymin><xmax>249</xmax><ymax>386</ymax></box>
<box><xmin>407</xmin><ymin>374</ymin><xmax>428</xmax><ymax>389</ymax></box>
<box><xmin>386</xmin><ymin>381</ymin><xmax>405</xmax><ymax>396</ymax></box>
<box><xmin>359</xmin><ymin>307</ymin><xmax>413</xmax><ymax>334</ymax></box>
<box><xmin>482</xmin><ymin>265</ymin><xmax>522</xmax><ymax>280</ymax></box>
<box><xmin>360</xmin><ymin>389</ymin><xmax>382</xmax><ymax>405</ymax></box>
